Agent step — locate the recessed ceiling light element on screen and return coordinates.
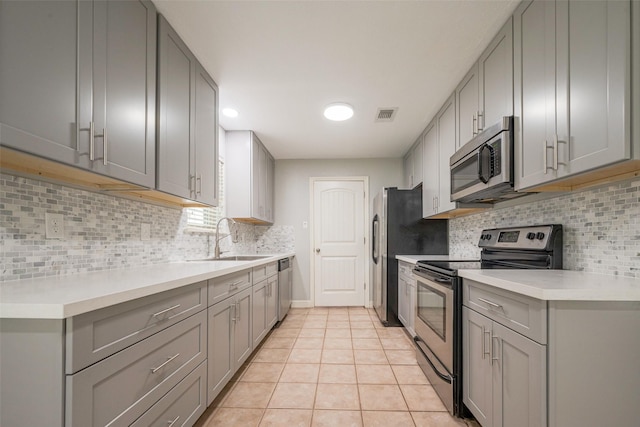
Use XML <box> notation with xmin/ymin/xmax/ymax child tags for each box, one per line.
<box><xmin>323</xmin><ymin>103</ymin><xmax>354</xmax><ymax>121</ymax></box>
<box><xmin>222</xmin><ymin>108</ymin><xmax>239</xmax><ymax>118</ymax></box>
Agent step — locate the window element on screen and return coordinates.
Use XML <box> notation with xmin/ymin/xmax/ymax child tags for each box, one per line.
<box><xmin>185</xmin><ymin>160</ymin><xmax>225</xmax><ymax>231</ymax></box>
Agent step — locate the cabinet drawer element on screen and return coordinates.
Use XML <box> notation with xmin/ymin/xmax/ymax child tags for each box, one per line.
<box><xmin>463</xmin><ymin>279</ymin><xmax>547</xmax><ymax>344</ymax></box>
<box><xmin>252</xmin><ymin>262</ymin><xmax>277</xmax><ymax>283</ymax></box>
<box><xmin>65</xmin><ymin>281</ymin><xmax>207</xmax><ymax>374</ymax></box>
<box><xmin>208</xmin><ymin>269</ymin><xmax>252</xmax><ymax>306</ymax></box>
<box><xmin>131</xmin><ymin>361</ymin><xmax>207</xmax><ymax>427</ymax></box>
<box><xmin>66</xmin><ymin>311</ymin><xmax>207</xmax><ymax>427</ymax></box>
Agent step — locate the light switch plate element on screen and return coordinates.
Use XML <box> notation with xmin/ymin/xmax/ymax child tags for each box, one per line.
<box><xmin>141</xmin><ymin>223</ymin><xmax>151</xmax><ymax>241</ymax></box>
<box><xmin>45</xmin><ymin>213</ymin><xmax>64</xmax><ymax>239</ymax></box>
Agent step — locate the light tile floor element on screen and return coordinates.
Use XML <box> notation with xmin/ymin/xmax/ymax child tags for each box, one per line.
<box><xmin>194</xmin><ymin>307</ymin><xmax>478</xmax><ymax>427</ymax></box>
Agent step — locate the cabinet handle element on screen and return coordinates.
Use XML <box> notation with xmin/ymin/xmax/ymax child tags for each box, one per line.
<box><xmin>236</xmin><ymin>301</ymin><xmax>241</xmax><ymax>321</ymax></box>
<box><xmin>491</xmin><ymin>336</ymin><xmax>500</xmax><ymax>365</ymax></box>
<box><xmin>103</xmin><ymin>127</ymin><xmax>108</xmax><ymax>166</ymax></box>
<box><xmin>477</xmin><ymin>297</ymin><xmax>502</xmax><ymax>310</ymax></box>
<box><xmin>89</xmin><ymin>121</ymin><xmax>95</xmax><ymax>161</ymax></box>
<box><xmin>472</xmin><ymin>113</ymin><xmax>477</xmax><ymax>136</ymax></box>
<box><xmin>553</xmin><ymin>134</ymin><xmax>567</xmax><ymax>171</ymax></box>
<box><xmin>167</xmin><ymin>415</ymin><xmax>180</xmax><ymax>427</ymax></box>
<box><xmin>229</xmin><ymin>279</ymin><xmax>243</xmax><ymax>289</ymax></box>
<box><xmin>196</xmin><ymin>175</ymin><xmax>202</xmax><ymax>195</ymax></box>
<box><xmin>151</xmin><ymin>353</ymin><xmax>180</xmax><ymax>373</ymax></box>
<box><xmin>152</xmin><ymin>304</ymin><xmax>181</xmax><ymax>318</ymax></box>
<box><xmin>477</xmin><ymin>111</ymin><xmax>484</xmax><ymax>133</ymax></box>
<box><xmin>543</xmin><ymin>140</ymin><xmax>548</xmax><ymax>174</ymax></box>
<box><xmin>231</xmin><ymin>302</ymin><xmax>236</xmax><ymax>323</ymax></box>
<box><xmin>482</xmin><ymin>326</ymin><xmax>491</xmax><ymax>359</ymax></box>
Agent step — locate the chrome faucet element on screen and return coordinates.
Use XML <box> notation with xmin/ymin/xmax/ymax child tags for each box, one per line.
<box><xmin>214</xmin><ymin>217</ymin><xmax>238</xmax><ymax>259</ymax></box>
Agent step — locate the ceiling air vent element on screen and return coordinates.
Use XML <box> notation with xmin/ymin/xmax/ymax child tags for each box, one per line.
<box><xmin>375</xmin><ymin>107</ymin><xmax>397</xmax><ymax>122</ymax></box>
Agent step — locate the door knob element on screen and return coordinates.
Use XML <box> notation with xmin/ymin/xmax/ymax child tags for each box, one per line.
<box><xmin>315</xmin><ymin>248</ymin><xmax>320</xmax><ymax>253</ymax></box>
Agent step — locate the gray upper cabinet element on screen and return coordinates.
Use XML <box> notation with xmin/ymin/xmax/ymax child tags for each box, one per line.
<box><xmin>422</xmin><ymin>121</ymin><xmax>439</xmax><ymax>217</ymax></box>
<box><xmin>157</xmin><ymin>15</ymin><xmax>218</xmax><ymax>206</ymax></box>
<box><xmin>226</xmin><ymin>131</ymin><xmax>275</xmax><ymax>224</ymax></box>
<box><xmin>402</xmin><ymin>136</ymin><xmax>424</xmax><ymax>189</ymax></box>
<box><xmin>456</xmin><ymin>17</ymin><xmax>513</xmax><ymax>150</ymax></box>
<box><xmin>0</xmin><ymin>0</ymin><xmax>157</xmax><ymax>188</ymax></box>
<box><xmin>514</xmin><ymin>0</ymin><xmax>633</xmax><ymax>191</ymax></box>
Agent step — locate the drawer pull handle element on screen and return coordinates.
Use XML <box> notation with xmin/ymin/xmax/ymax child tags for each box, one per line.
<box><xmin>491</xmin><ymin>336</ymin><xmax>500</xmax><ymax>365</ymax></box>
<box><xmin>477</xmin><ymin>297</ymin><xmax>502</xmax><ymax>309</ymax></box>
<box><xmin>167</xmin><ymin>415</ymin><xmax>180</xmax><ymax>426</ymax></box>
<box><xmin>229</xmin><ymin>279</ymin><xmax>243</xmax><ymax>288</ymax></box>
<box><xmin>151</xmin><ymin>353</ymin><xmax>180</xmax><ymax>374</ymax></box>
<box><xmin>153</xmin><ymin>304</ymin><xmax>181</xmax><ymax>318</ymax></box>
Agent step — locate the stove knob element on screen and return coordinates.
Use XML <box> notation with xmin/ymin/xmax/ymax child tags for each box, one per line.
<box><xmin>536</xmin><ymin>232</ymin><xmax>545</xmax><ymax>240</ymax></box>
<box><xmin>486</xmin><ymin>234</ymin><xmax>492</xmax><ymax>240</ymax></box>
<box><xmin>480</xmin><ymin>234</ymin><xmax>485</xmax><ymax>240</ymax></box>
<box><xmin>526</xmin><ymin>232</ymin><xmax>536</xmax><ymax>240</ymax></box>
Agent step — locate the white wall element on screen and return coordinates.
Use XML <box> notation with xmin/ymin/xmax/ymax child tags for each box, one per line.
<box><xmin>274</xmin><ymin>158</ymin><xmax>403</xmax><ymax>304</ymax></box>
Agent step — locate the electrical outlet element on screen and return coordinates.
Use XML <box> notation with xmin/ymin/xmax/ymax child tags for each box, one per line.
<box><xmin>141</xmin><ymin>223</ymin><xmax>151</xmax><ymax>241</ymax></box>
<box><xmin>45</xmin><ymin>213</ymin><xmax>64</xmax><ymax>239</ymax></box>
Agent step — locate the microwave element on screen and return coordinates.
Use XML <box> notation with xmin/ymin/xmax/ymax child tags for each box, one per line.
<box><xmin>449</xmin><ymin>116</ymin><xmax>527</xmax><ymax>203</ymax></box>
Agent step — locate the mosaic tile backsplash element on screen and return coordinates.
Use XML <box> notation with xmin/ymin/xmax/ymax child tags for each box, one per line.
<box><xmin>449</xmin><ymin>177</ymin><xmax>639</xmax><ymax>278</ymax></box>
<box><xmin>0</xmin><ymin>173</ymin><xmax>294</xmax><ymax>281</ymax></box>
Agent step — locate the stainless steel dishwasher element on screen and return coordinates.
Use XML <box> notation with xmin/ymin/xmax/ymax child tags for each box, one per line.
<box><xmin>277</xmin><ymin>257</ymin><xmax>292</xmax><ymax>321</ymax></box>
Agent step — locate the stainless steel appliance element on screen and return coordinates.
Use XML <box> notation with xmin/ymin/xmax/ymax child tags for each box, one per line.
<box><xmin>277</xmin><ymin>257</ymin><xmax>292</xmax><ymax>321</ymax></box>
<box><xmin>450</xmin><ymin>116</ymin><xmax>528</xmax><ymax>204</ymax></box>
<box><xmin>372</xmin><ymin>187</ymin><xmax>448</xmax><ymax>326</ymax></box>
<box><xmin>412</xmin><ymin>224</ymin><xmax>563</xmax><ymax>416</ymax></box>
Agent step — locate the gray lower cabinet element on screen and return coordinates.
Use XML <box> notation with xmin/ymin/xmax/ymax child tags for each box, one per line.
<box><xmin>157</xmin><ymin>15</ymin><xmax>218</xmax><ymax>206</ymax></box>
<box><xmin>0</xmin><ymin>282</ymin><xmax>208</xmax><ymax>427</ymax></box>
<box><xmin>265</xmin><ymin>274</ymin><xmax>279</xmax><ymax>331</ymax></box>
<box><xmin>514</xmin><ymin>0</ymin><xmax>636</xmax><ymax>191</ymax></box>
<box><xmin>463</xmin><ymin>307</ymin><xmax>546</xmax><ymax>427</ymax></box>
<box><xmin>463</xmin><ymin>278</ymin><xmax>640</xmax><ymax>427</ymax></box>
<box><xmin>66</xmin><ymin>310</ymin><xmax>207</xmax><ymax>427</ymax></box>
<box><xmin>397</xmin><ymin>262</ymin><xmax>416</xmax><ymax>337</ymax></box>
<box><xmin>252</xmin><ymin>278</ymin><xmax>269</xmax><ymax>347</ymax></box>
<box><xmin>0</xmin><ymin>0</ymin><xmax>157</xmax><ymax>188</ymax></box>
<box><xmin>207</xmin><ymin>285</ymin><xmax>253</xmax><ymax>405</ymax></box>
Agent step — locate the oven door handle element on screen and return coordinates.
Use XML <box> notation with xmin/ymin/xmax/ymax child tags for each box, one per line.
<box><xmin>413</xmin><ymin>336</ymin><xmax>452</xmax><ymax>384</ymax></box>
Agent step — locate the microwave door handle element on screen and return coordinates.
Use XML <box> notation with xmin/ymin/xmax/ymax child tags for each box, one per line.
<box><xmin>477</xmin><ymin>144</ymin><xmax>495</xmax><ymax>184</ymax></box>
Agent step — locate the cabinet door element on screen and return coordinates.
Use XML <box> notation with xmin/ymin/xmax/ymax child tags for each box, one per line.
<box><xmin>157</xmin><ymin>15</ymin><xmax>195</xmax><ymax>199</ymax></box>
<box><xmin>555</xmin><ymin>0</ymin><xmax>630</xmax><ymax>176</ymax></box>
<box><xmin>397</xmin><ymin>275</ymin><xmax>408</xmax><ymax>328</ymax></box>
<box><xmin>412</xmin><ymin>138</ymin><xmax>424</xmax><ymax>188</ymax></box>
<box><xmin>463</xmin><ymin>307</ymin><xmax>493</xmax><ymax>427</ymax></box>
<box><xmin>492</xmin><ymin>322</ymin><xmax>546</xmax><ymax>427</ymax></box>
<box><xmin>422</xmin><ymin>122</ymin><xmax>439</xmax><ymax>217</ymax></box>
<box><xmin>266</xmin><ymin>276</ymin><xmax>279</xmax><ymax>330</ymax></box>
<box><xmin>90</xmin><ymin>0</ymin><xmax>156</xmax><ymax>187</ymax></box>
<box><xmin>234</xmin><ymin>288</ymin><xmax>253</xmax><ymax>369</ymax></box>
<box><xmin>194</xmin><ymin>63</ymin><xmax>219</xmax><ymax>206</ymax></box>
<box><xmin>456</xmin><ymin>64</ymin><xmax>480</xmax><ymax>149</ymax></box>
<box><xmin>403</xmin><ymin>152</ymin><xmax>413</xmax><ymax>189</ymax></box>
<box><xmin>252</xmin><ymin>280</ymin><xmax>267</xmax><ymax>348</ymax></box>
<box><xmin>251</xmin><ymin>138</ymin><xmax>263</xmax><ymax>219</ymax></box>
<box><xmin>479</xmin><ymin>16</ymin><xmax>513</xmax><ymax>131</ymax></box>
<box><xmin>207</xmin><ymin>299</ymin><xmax>234</xmax><ymax>405</ymax></box>
<box><xmin>266</xmin><ymin>153</ymin><xmax>275</xmax><ymax>222</ymax></box>
<box><xmin>513</xmin><ymin>0</ymin><xmax>558</xmax><ymax>190</ymax></box>
<box><xmin>0</xmin><ymin>1</ymin><xmax>86</xmax><ymax>168</ymax></box>
<box><xmin>436</xmin><ymin>93</ymin><xmax>457</xmax><ymax>214</ymax></box>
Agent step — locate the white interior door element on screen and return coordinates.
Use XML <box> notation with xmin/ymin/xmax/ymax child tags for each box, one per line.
<box><xmin>313</xmin><ymin>179</ymin><xmax>366</xmax><ymax>306</ymax></box>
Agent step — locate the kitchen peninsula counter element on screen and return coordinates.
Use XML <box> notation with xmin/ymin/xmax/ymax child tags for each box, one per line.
<box><xmin>459</xmin><ymin>269</ymin><xmax>640</xmax><ymax>301</ymax></box>
<box><xmin>0</xmin><ymin>253</ymin><xmax>295</xmax><ymax>319</ymax></box>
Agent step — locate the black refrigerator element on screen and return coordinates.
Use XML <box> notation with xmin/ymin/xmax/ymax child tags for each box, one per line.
<box><xmin>372</xmin><ymin>186</ymin><xmax>448</xmax><ymax>326</ymax></box>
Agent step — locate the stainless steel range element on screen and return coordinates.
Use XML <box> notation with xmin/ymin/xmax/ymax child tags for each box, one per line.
<box><xmin>412</xmin><ymin>224</ymin><xmax>563</xmax><ymax>416</ymax></box>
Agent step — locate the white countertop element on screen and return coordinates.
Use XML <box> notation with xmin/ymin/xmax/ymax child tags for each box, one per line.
<box><xmin>0</xmin><ymin>253</ymin><xmax>294</xmax><ymax>319</ymax></box>
<box><xmin>459</xmin><ymin>269</ymin><xmax>640</xmax><ymax>302</ymax></box>
<box><xmin>396</xmin><ymin>255</ymin><xmax>477</xmax><ymax>264</ymax></box>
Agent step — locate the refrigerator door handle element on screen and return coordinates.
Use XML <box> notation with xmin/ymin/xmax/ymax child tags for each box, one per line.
<box><xmin>372</xmin><ymin>215</ymin><xmax>379</xmax><ymax>264</ymax></box>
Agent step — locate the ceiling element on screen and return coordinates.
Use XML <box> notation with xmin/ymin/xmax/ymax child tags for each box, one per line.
<box><xmin>153</xmin><ymin>0</ymin><xmax>520</xmax><ymax>160</ymax></box>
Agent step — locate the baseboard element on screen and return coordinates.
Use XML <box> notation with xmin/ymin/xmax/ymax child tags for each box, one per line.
<box><xmin>291</xmin><ymin>300</ymin><xmax>313</xmax><ymax>308</ymax></box>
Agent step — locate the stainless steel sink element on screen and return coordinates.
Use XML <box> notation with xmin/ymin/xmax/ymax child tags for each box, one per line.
<box><xmin>189</xmin><ymin>255</ymin><xmax>271</xmax><ymax>262</ymax></box>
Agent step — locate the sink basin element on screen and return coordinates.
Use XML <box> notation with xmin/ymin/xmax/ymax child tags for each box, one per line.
<box><xmin>189</xmin><ymin>255</ymin><xmax>271</xmax><ymax>262</ymax></box>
